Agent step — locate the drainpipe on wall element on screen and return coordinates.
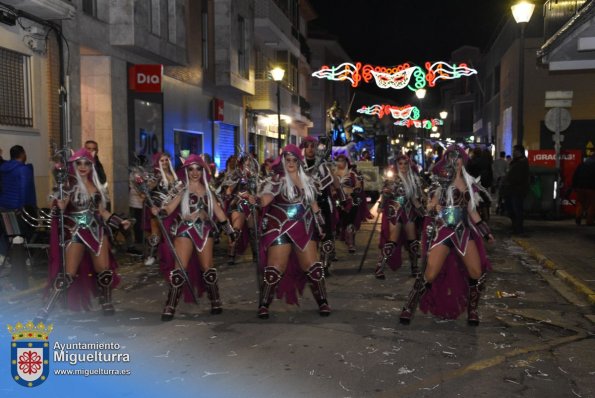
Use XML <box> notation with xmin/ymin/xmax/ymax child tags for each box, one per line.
<box><xmin>0</xmin><ymin>3</ymin><xmax>70</xmax><ymax>148</ymax></box>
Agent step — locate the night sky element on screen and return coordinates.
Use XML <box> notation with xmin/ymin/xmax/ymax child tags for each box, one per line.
<box><xmin>309</xmin><ymin>0</ymin><xmax>511</xmax><ymax>108</ymax></box>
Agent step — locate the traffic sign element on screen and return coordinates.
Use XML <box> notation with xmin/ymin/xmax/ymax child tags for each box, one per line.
<box><xmin>545</xmin><ymin>108</ymin><xmax>571</xmax><ymax>133</ymax></box>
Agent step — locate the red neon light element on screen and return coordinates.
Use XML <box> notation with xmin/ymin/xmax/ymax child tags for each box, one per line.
<box><xmin>312</xmin><ymin>61</ymin><xmax>477</xmax><ymax>91</ymax></box>
<box><xmin>357</xmin><ymin>104</ymin><xmax>420</xmax><ymax>120</ymax></box>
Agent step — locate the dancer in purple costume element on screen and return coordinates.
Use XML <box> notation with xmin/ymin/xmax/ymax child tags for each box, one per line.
<box><xmin>400</xmin><ymin>145</ymin><xmax>494</xmax><ymax>326</ymax></box>
<box><xmin>243</xmin><ymin>145</ymin><xmax>330</xmax><ymax>319</ymax></box>
<box><xmin>333</xmin><ymin>152</ymin><xmax>361</xmax><ymax>253</ymax></box>
<box><xmin>36</xmin><ymin>148</ymin><xmax>131</xmax><ymax>322</ymax></box>
<box><xmin>144</xmin><ymin>152</ymin><xmax>179</xmax><ymax>267</ymax></box>
<box><xmin>375</xmin><ymin>154</ymin><xmax>425</xmax><ymax>279</ymax></box>
<box><xmin>351</xmin><ymin>164</ymin><xmax>373</xmax><ymax>232</ymax></box>
<box><xmin>156</xmin><ymin>154</ymin><xmax>236</xmax><ymax>321</ymax></box>
<box><xmin>301</xmin><ymin>136</ymin><xmax>335</xmax><ymax>275</ymax></box>
<box><xmin>220</xmin><ymin>155</ymin><xmax>256</xmax><ymax>264</ymax></box>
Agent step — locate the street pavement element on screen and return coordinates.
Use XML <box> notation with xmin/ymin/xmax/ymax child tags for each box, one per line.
<box><xmin>0</xmin><ymin>209</ymin><xmax>594</xmax><ymax>397</ymax></box>
<box><xmin>494</xmin><ymin>215</ymin><xmax>595</xmax><ymax>307</ymax></box>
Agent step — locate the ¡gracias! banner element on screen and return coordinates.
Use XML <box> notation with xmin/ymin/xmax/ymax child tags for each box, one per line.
<box><xmin>528</xmin><ymin>149</ymin><xmax>582</xmax><ymax>215</ymax></box>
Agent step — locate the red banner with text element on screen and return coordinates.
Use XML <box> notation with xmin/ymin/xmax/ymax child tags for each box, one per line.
<box><xmin>528</xmin><ymin>149</ymin><xmax>582</xmax><ymax>215</ymax></box>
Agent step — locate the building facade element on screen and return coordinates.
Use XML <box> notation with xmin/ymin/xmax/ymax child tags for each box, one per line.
<box><xmin>247</xmin><ymin>0</ymin><xmax>314</xmax><ymax>161</ymax></box>
<box><xmin>0</xmin><ymin>0</ymin><xmax>261</xmax><ymax>213</ymax></box>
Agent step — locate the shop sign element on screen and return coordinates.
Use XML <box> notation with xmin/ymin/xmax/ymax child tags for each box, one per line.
<box><xmin>129</xmin><ymin>65</ymin><xmax>163</xmax><ymax>92</ymax></box>
<box><xmin>212</xmin><ymin>98</ymin><xmax>224</xmax><ymax>121</ymax></box>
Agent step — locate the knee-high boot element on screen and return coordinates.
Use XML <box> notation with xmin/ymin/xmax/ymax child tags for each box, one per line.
<box><xmin>161</xmin><ymin>268</ymin><xmax>185</xmax><ymax>321</ymax></box>
<box><xmin>375</xmin><ymin>241</ymin><xmax>396</xmax><ymax>280</ymax></box>
<box><xmin>227</xmin><ymin>228</ymin><xmax>242</xmax><ymax>264</ymax></box>
<box><xmin>320</xmin><ymin>239</ymin><xmax>334</xmax><ymax>277</ymax></box>
<box><xmin>203</xmin><ymin>268</ymin><xmax>222</xmax><ymax>315</ymax></box>
<box><xmin>97</xmin><ymin>270</ymin><xmax>115</xmax><ymax>315</ymax></box>
<box><xmin>399</xmin><ymin>275</ymin><xmax>431</xmax><ymax>325</ymax></box>
<box><xmin>306</xmin><ymin>262</ymin><xmax>331</xmax><ymax>316</ymax></box>
<box><xmin>34</xmin><ymin>273</ymin><xmax>73</xmax><ymax>323</ymax></box>
<box><xmin>407</xmin><ymin>239</ymin><xmax>421</xmax><ymax>277</ymax></box>
<box><xmin>467</xmin><ymin>274</ymin><xmax>486</xmax><ymax>326</ymax></box>
<box><xmin>258</xmin><ymin>266</ymin><xmax>282</xmax><ymax>319</ymax></box>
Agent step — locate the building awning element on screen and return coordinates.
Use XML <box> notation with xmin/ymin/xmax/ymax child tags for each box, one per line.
<box><xmin>1</xmin><ymin>0</ymin><xmax>75</xmax><ymax>20</ymax></box>
<box><xmin>538</xmin><ymin>1</ymin><xmax>595</xmax><ymax>71</ymax></box>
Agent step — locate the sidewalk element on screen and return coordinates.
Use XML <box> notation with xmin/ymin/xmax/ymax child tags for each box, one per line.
<box><xmin>491</xmin><ymin>214</ymin><xmax>595</xmax><ymax>306</ymax></box>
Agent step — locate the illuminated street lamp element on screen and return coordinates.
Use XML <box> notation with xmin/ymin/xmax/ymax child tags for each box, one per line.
<box><xmin>511</xmin><ymin>0</ymin><xmax>535</xmax><ymax>146</ymax></box>
<box><xmin>415</xmin><ymin>88</ymin><xmax>427</xmax><ymax>100</ymax></box>
<box><xmin>439</xmin><ymin>110</ymin><xmax>448</xmax><ymax>120</ymax></box>
<box><xmin>271</xmin><ymin>67</ymin><xmax>285</xmax><ymax>149</ymax></box>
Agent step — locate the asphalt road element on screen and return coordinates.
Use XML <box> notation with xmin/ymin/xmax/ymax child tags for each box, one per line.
<box><xmin>1</xmin><ymin>219</ymin><xmax>594</xmax><ymax>398</ymax></box>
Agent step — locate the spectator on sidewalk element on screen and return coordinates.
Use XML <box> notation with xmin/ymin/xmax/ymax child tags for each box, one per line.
<box><xmin>502</xmin><ymin>145</ymin><xmax>530</xmax><ymax>235</ymax></box>
<box><xmin>467</xmin><ymin>147</ymin><xmax>493</xmax><ymax>221</ymax></box>
<box><xmin>492</xmin><ymin>151</ymin><xmax>508</xmax><ymax>214</ymax></box>
<box><xmin>85</xmin><ymin>140</ymin><xmax>107</xmax><ymax>187</ymax></box>
<box><xmin>572</xmin><ymin>152</ymin><xmax>595</xmax><ymax>226</ymax></box>
<box><xmin>84</xmin><ymin>140</ymin><xmax>139</xmax><ymax>255</ymax></box>
<box><xmin>129</xmin><ymin>155</ymin><xmax>146</xmax><ymax>247</ymax></box>
<box><xmin>0</xmin><ymin>145</ymin><xmax>37</xmax><ymax>265</ymax></box>
<box><xmin>0</xmin><ymin>145</ymin><xmax>37</xmax><ymax>210</ymax></box>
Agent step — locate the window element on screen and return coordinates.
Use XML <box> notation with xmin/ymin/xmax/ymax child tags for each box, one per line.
<box><xmin>151</xmin><ymin>0</ymin><xmax>160</xmax><ymax>35</ymax></box>
<box><xmin>201</xmin><ymin>7</ymin><xmax>208</xmax><ymax>68</ymax></box>
<box><xmin>0</xmin><ymin>48</ymin><xmax>33</xmax><ymax>127</ymax></box>
<box><xmin>82</xmin><ymin>0</ymin><xmax>97</xmax><ymax>17</ymax></box>
<box><xmin>289</xmin><ymin>54</ymin><xmax>298</xmax><ymax>93</ymax></box>
<box><xmin>238</xmin><ymin>16</ymin><xmax>248</xmax><ymax>79</ymax></box>
<box><xmin>168</xmin><ymin>0</ymin><xmax>176</xmax><ymax>44</ymax></box>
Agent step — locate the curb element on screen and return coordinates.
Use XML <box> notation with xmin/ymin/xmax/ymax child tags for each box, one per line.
<box><xmin>514</xmin><ymin>238</ymin><xmax>595</xmax><ymax>306</ymax></box>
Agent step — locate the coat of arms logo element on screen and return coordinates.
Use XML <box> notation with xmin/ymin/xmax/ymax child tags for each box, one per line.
<box><xmin>8</xmin><ymin>321</ymin><xmax>53</xmax><ymax>387</ymax></box>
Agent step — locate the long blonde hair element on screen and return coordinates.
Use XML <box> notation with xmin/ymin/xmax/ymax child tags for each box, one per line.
<box><xmin>281</xmin><ymin>157</ymin><xmax>316</xmax><ymax>204</ymax></box>
<box><xmin>444</xmin><ymin>166</ymin><xmax>488</xmax><ymax>211</ymax></box>
<box><xmin>180</xmin><ymin>167</ymin><xmax>214</xmax><ymax>220</ymax></box>
<box><xmin>72</xmin><ymin>164</ymin><xmax>108</xmax><ymax>208</ymax></box>
<box><xmin>158</xmin><ymin>156</ymin><xmax>178</xmax><ymax>190</ymax></box>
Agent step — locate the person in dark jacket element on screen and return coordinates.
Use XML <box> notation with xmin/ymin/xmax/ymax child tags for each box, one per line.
<box><xmin>0</xmin><ymin>145</ymin><xmax>37</xmax><ymax>210</ymax></box>
<box><xmin>502</xmin><ymin>145</ymin><xmax>530</xmax><ymax>234</ymax></box>
<box><xmin>572</xmin><ymin>152</ymin><xmax>595</xmax><ymax>226</ymax></box>
<box><xmin>0</xmin><ymin>145</ymin><xmax>37</xmax><ymax>261</ymax></box>
<box><xmin>466</xmin><ymin>147</ymin><xmax>493</xmax><ymax>221</ymax></box>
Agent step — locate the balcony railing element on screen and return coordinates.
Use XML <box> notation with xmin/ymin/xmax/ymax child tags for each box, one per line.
<box><xmin>543</xmin><ymin>0</ymin><xmax>588</xmax><ymax>40</ymax></box>
<box><xmin>299</xmin><ymin>96</ymin><xmax>311</xmax><ymax>120</ymax></box>
<box><xmin>299</xmin><ymin>33</ymin><xmax>311</xmax><ymax>63</ymax></box>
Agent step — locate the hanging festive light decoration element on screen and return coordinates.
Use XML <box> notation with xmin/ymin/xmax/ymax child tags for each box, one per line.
<box><xmin>394</xmin><ymin>118</ymin><xmax>444</xmax><ymax>130</ymax></box>
<box><xmin>356</xmin><ymin>104</ymin><xmax>420</xmax><ymax>120</ymax></box>
<box><xmin>312</xmin><ymin>61</ymin><xmax>477</xmax><ymax>91</ymax></box>
<box><xmin>425</xmin><ymin>61</ymin><xmax>478</xmax><ymax>87</ymax></box>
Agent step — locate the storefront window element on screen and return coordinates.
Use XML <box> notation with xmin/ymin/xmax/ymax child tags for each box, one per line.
<box><xmin>133</xmin><ymin>99</ymin><xmax>163</xmax><ymax>159</ymax></box>
<box><xmin>174</xmin><ymin>130</ymin><xmax>203</xmax><ymax>169</ymax></box>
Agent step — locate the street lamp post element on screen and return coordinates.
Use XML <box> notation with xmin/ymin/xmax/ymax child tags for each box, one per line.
<box><xmin>511</xmin><ymin>1</ymin><xmax>535</xmax><ymax>147</ymax></box>
<box><xmin>415</xmin><ymin>88</ymin><xmax>427</xmax><ymax>171</ymax></box>
<box><xmin>271</xmin><ymin>67</ymin><xmax>285</xmax><ymax>150</ymax></box>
